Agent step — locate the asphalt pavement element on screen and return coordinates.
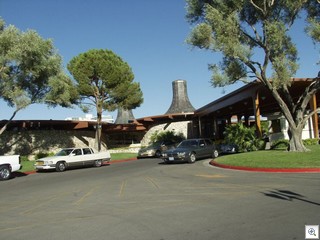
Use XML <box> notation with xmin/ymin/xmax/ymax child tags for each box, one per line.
<box><xmin>1</xmin><ymin>158</ymin><xmax>319</xmax><ymax>240</ymax></box>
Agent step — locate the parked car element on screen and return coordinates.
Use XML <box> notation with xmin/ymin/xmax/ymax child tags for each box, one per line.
<box><xmin>0</xmin><ymin>155</ymin><xmax>22</xmax><ymax>181</ymax></box>
<box><xmin>137</xmin><ymin>140</ymin><xmax>178</xmax><ymax>158</ymax></box>
<box><xmin>35</xmin><ymin>147</ymin><xmax>110</xmax><ymax>172</ymax></box>
<box><xmin>219</xmin><ymin>143</ymin><xmax>237</xmax><ymax>154</ymax></box>
<box><xmin>161</xmin><ymin>138</ymin><xmax>219</xmax><ymax>164</ymax></box>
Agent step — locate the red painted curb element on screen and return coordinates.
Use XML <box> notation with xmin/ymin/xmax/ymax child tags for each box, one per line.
<box><xmin>210</xmin><ymin>161</ymin><xmax>320</xmax><ymax>173</ymax></box>
<box><xmin>105</xmin><ymin>158</ymin><xmax>138</xmax><ymax>164</ymax></box>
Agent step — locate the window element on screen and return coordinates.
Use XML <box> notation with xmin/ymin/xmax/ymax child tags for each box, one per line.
<box><xmin>83</xmin><ymin>148</ymin><xmax>92</xmax><ymax>155</ymax></box>
<box><xmin>271</xmin><ymin>119</ymin><xmax>281</xmax><ymax>133</ymax></box>
<box><xmin>205</xmin><ymin>139</ymin><xmax>212</xmax><ymax>146</ymax></box>
<box><xmin>73</xmin><ymin>149</ymin><xmax>82</xmax><ymax>156</ymax></box>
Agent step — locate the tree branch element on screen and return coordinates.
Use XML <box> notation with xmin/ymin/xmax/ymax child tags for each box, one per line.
<box><xmin>299</xmin><ymin>79</ymin><xmax>320</xmax><ymax>111</ymax></box>
<box><xmin>0</xmin><ymin>108</ymin><xmax>19</xmax><ymax>135</ymax></box>
<box><xmin>250</xmin><ymin>0</ymin><xmax>266</xmax><ymax>16</ymax></box>
<box><xmin>304</xmin><ymin>107</ymin><xmax>320</xmax><ymax>121</ymax></box>
<box><xmin>240</xmin><ymin>28</ymin><xmax>265</xmax><ymax>49</ymax></box>
<box><xmin>277</xmin><ymin>85</ymin><xmax>295</xmax><ymax>113</ymax></box>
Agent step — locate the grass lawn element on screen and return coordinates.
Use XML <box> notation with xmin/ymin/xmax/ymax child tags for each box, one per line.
<box><xmin>19</xmin><ymin>152</ymin><xmax>138</xmax><ymax>173</ymax></box>
<box><xmin>109</xmin><ymin>152</ymin><xmax>137</xmax><ymax>161</ymax></box>
<box><xmin>214</xmin><ymin>144</ymin><xmax>320</xmax><ymax>168</ymax></box>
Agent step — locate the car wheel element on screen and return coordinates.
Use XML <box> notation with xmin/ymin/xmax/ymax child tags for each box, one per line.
<box><xmin>188</xmin><ymin>152</ymin><xmax>196</xmax><ymax>164</ymax></box>
<box><xmin>94</xmin><ymin>159</ymin><xmax>102</xmax><ymax>167</ymax></box>
<box><xmin>56</xmin><ymin>161</ymin><xmax>66</xmax><ymax>172</ymax></box>
<box><xmin>212</xmin><ymin>149</ymin><xmax>219</xmax><ymax>158</ymax></box>
<box><xmin>155</xmin><ymin>150</ymin><xmax>161</xmax><ymax>158</ymax></box>
<box><xmin>0</xmin><ymin>165</ymin><xmax>11</xmax><ymax>181</ymax></box>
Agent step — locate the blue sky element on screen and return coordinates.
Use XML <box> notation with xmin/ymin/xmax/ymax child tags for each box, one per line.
<box><xmin>0</xmin><ymin>0</ymin><xmax>319</xmax><ymax>121</ymax></box>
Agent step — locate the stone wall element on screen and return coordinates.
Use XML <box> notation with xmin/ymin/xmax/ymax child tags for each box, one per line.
<box><xmin>0</xmin><ymin>130</ymin><xmax>107</xmax><ymax>159</ymax></box>
<box><xmin>0</xmin><ymin>121</ymin><xmax>194</xmax><ymax>157</ymax></box>
<box><xmin>140</xmin><ymin>121</ymin><xmax>192</xmax><ymax>146</ymax></box>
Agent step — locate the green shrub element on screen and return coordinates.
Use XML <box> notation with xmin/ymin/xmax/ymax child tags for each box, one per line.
<box><xmin>150</xmin><ymin>130</ymin><xmax>185</xmax><ymax>144</ymax></box>
<box><xmin>270</xmin><ymin>138</ymin><xmax>318</xmax><ymax>149</ymax></box>
<box><xmin>271</xmin><ymin>139</ymin><xmax>289</xmax><ymax>149</ymax></box>
<box><xmin>223</xmin><ymin>123</ymin><xmax>265</xmax><ymax>152</ymax></box>
<box><xmin>20</xmin><ymin>156</ymin><xmax>29</xmax><ymax>162</ymax></box>
<box><xmin>35</xmin><ymin>152</ymin><xmax>54</xmax><ymax>160</ymax></box>
<box><xmin>303</xmin><ymin>138</ymin><xmax>319</xmax><ymax>146</ymax></box>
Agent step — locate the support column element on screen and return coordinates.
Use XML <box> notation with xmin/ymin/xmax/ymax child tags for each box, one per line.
<box><xmin>253</xmin><ymin>91</ymin><xmax>262</xmax><ymax>137</ymax></box>
<box><xmin>244</xmin><ymin>115</ymin><xmax>249</xmax><ymax>127</ymax></box>
<box><xmin>309</xmin><ymin>94</ymin><xmax>319</xmax><ymax>139</ymax></box>
<box><xmin>213</xmin><ymin>117</ymin><xmax>218</xmax><ymax>140</ymax></box>
<box><xmin>198</xmin><ymin>116</ymin><xmax>202</xmax><ymax>138</ymax></box>
<box><xmin>227</xmin><ymin>116</ymin><xmax>232</xmax><ymax>125</ymax></box>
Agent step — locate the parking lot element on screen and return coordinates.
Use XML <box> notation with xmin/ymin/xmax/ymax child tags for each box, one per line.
<box><xmin>1</xmin><ymin>158</ymin><xmax>319</xmax><ymax>240</ymax></box>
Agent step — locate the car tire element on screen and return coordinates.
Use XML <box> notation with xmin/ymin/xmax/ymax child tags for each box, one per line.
<box><xmin>94</xmin><ymin>159</ymin><xmax>102</xmax><ymax>167</ymax></box>
<box><xmin>155</xmin><ymin>150</ymin><xmax>161</xmax><ymax>158</ymax></box>
<box><xmin>188</xmin><ymin>152</ymin><xmax>196</xmax><ymax>164</ymax></box>
<box><xmin>0</xmin><ymin>165</ymin><xmax>11</xmax><ymax>181</ymax></box>
<box><xmin>56</xmin><ymin>161</ymin><xmax>66</xmax><ymax>172</ymax></box>
<box><xmin>212</xmin><ymin>149</ymin><xmax>219</xmax><ymax>158</ymax></box>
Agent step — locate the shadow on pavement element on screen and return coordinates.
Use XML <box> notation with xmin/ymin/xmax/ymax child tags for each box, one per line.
<box><xmin>11</xmin><ymin>172</ymin><xmax>29</xmax><ymax>178</ymax></box>
<box><xmin>261</xmin><ymin>189</ymin><xmax>320</xmax><ymax>206</ymax></box>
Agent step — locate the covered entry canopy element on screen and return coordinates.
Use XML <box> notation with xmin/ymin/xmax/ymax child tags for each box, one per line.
<box><xmin>194</xmin><ymin>78</ymin><xmax>320</xmax><ymax>139</ymax></box>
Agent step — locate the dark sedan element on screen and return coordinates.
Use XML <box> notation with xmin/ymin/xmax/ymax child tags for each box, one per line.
<box><xmin>161</xmin><ymin>138</ymin><xmax>219</xmax><ymax>164</ymax></box>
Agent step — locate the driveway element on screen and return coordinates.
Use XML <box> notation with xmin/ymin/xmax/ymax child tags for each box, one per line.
<box><xmin>0</xmin><ymin>158</ymin><xmax>319</xmax><ymax>240</ymax></box>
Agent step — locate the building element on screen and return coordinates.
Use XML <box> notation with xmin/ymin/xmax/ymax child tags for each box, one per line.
<box><xmin>1</xmin><ymin>78</ymin><xmax>319</xmax><ymax>155</ymax></box>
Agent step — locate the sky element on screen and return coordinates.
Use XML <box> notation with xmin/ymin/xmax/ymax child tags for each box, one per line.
<box><xmin>0</xmin><ymin>0</ymin><xmax>319</xmax><ymax>121</ymax></box>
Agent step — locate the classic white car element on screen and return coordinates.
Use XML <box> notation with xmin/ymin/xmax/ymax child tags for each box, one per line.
<box><xmin>0</xmin><ymin>155</ymin><xmax>22</xmax><ymax>181</ymax></box>
<box><xmin>35</xmin><ymin>147</ymin><xmax>111</xmax><ymax>172</ymax></box>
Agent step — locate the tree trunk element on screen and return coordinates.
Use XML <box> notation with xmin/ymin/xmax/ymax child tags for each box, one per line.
<box><xmin>288</xmin><ymin>126</ymin><xmax>308</xmax><ymax>152</ymax></box>
<box><xmin>266</xmin><ymin>85</ymin><xmax>311</xmax><ymax>152</ymax></box>
<box><xmin>96</xmin><ymin>111</ymin><xmax>102</xmax><ymax>152</ymax></box>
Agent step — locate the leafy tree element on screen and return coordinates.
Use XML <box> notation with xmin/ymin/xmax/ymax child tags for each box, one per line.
<box><xmin>186</xmin><ymin>0</ymin><xmax>320</xmax><ymax>152</ymax></box>
<box><xmin>67</xmin><ymin>49</ymin><xmax>143</xmax><ymax>151</ymax></box>
<box><xmin>0</xmin><ymin>19</ymin><xmax>78</xmax><ymax>135</ymax></box>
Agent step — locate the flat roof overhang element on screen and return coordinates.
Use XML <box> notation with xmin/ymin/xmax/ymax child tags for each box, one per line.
<box><xmin>0</xmin><ymin>119</ymin><xmax>147</xmax><ymax>132</ymax></box>
<box><xmin>195</xmin><ymin>78</ymin><xmax>320</xmax><ymax>119</ymax></box>
<box><xmin>136</xmin><ymin>112</ymin><xmax>195</xmax><ymax>127</ymax></box>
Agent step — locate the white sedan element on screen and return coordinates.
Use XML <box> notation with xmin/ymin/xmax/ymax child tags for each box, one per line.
<box><xmin>35</xmin><ymin>147</ymin><xmax>110</xmax><ymax>172</ymax></box>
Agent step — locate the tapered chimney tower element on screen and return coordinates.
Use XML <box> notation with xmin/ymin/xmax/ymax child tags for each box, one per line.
<box><xmin>165</xmin><ymin>79</ymin><xmax>195</xmax><ymax>114</ymax></box>
<box><xmin>115</xmin><ymin>107</ymin><xmax>135</xmax><ymax>124</ymax></box>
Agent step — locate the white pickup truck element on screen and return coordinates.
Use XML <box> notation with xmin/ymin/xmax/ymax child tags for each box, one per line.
<box><xmin>35</xmin><ymin>147</ymin><xmax>111</xmax><ymax>172</ymax></box>
<box><xmin>0</xmin><ymin>155</ymin><xmax>22</xmax><ymax>181</ymax></box>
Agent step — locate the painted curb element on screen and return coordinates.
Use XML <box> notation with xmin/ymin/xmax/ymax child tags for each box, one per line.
<box><xmin>107</xmin><ymin>158</ymin><xmax>138</xmax><ymax>164</ymax></box>
<box><xmin>210</xmin><ymin>160</ymin><xmax>320</xmax><ymax>173</ymax></box>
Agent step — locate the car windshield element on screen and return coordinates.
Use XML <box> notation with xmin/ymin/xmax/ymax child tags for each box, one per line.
<box><xmin>178</xmin><ymin>140</ymin><xmax>198</xmax><ymax>148</ymax></box>
<box><xmin>55</xmin><ymin>149</ymin><xmax>73</xmax><ymax>156</ymax></box>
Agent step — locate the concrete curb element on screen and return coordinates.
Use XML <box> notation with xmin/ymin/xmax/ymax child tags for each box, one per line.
<box><xmin>210</xmin><ymin>160</ymin><xmax>320</xmax><ymax>173</ymax></box>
